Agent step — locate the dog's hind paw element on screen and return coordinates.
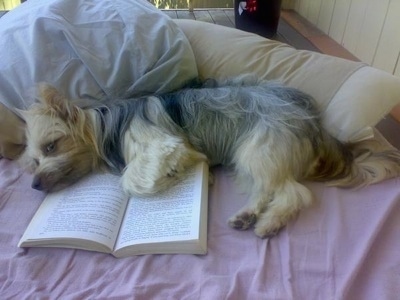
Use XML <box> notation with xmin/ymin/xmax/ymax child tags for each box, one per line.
<box><xmin>253</xmin><ymin>215</ymin><xmax>286</xmax><ymax>238</ymax></box>
<box><xmin>228</xmin><ymin>212</ymin><xmax>257</xmax><ymax>230</ymax></box>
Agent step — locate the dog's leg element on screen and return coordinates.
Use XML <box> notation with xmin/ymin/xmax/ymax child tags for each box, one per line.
<box><xmin>229</xmin><ymin>172</ymin><xmax>313</xmax><ymax>237</ymax></box>
<box><xmin>228</xmin><ymin>127</ymin><xmax>315</xmax><ymax>237</ymax></box>
<box><xmin>228</xmin><ymin>179</ymin><xmax>313</xmax><ymax>236</ymax></box>
<box><xmin>121</xmin><ymin>128</ymin><xmax>207</xmax><ymax>196</ymax></box>
<box><xmin>227</xmin><ymin>130</ymin><xmax>277</xmax><ymax>231</ymax></box>
<box><xmin>253</xmin><ymin>179</ymin><xmax>313</xmax><ymax>237</ymax></box>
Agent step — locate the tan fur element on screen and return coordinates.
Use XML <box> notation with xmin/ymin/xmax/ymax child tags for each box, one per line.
<box><xmin>19</xmin><ymin>85</ymin><xmax>103</xmax><ymax>191</ymax></box>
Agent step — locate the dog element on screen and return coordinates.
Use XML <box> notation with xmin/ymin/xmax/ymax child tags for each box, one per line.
<box><xmin>19</xmin><ymin>75</ymin><xmax>400</xmax><ymax>238</ymax></box>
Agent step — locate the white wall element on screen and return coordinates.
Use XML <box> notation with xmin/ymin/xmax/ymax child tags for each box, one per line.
<box><xmin>291</xmin><ymin>0</ymin><xmax>400</xmax><ymax>76</ymax></box>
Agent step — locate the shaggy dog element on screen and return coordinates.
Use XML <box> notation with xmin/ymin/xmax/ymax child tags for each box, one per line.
<box><xmin>19</xmin><ymin>76</ymin><xmax>400</xmax><ymax>237</ymax></box>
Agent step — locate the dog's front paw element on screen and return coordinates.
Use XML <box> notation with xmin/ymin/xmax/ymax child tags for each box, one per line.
<box><xmin>228</xmin><ymin>211</ymin><xmax>258</xmax><ymax>230</ymax></box>
<box><xmin>162</xmin><ymin>143</ymin><xmax>207</xmax><ymax>177</ymax></box>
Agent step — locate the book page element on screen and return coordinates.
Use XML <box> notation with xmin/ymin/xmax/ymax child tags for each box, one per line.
<box><xmin>115</xmin><ymin>163</ymin><xmax>207</xmax><ymax>251</ymax></box>
<box><xmin>19</xmin><ymin>173</ymin><xmax>128</xmax><ymax>251</ymax></box>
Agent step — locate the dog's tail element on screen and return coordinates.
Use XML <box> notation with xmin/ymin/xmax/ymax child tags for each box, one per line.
<box><xmin>307</xmin><ymin>133</ymin><xmax>400</xmax><ymax>188</ymax></box>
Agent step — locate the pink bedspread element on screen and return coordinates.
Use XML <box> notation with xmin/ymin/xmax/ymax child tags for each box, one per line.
<box><xmin>1</xmin><ymin>156</ymin><xmax>400</xmax><ymax>299</ymax></box>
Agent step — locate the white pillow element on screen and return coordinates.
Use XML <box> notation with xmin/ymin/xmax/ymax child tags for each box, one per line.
<box><xmin>325</xmin><ymin>66</ymin><xmax>400</xmax><ymax>141</ymax></box>
<box><xmin>0</xmin><ymin>0</ymin><xmax>198</xmax><ymax>111</ymax></box>
<box><xmin>174</xmin><ymin>19</ymin><xmax>400</xmax><ymax>142</ymax></box>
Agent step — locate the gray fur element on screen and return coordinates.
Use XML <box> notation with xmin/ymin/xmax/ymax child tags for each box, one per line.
<box><xmin>87</xmin><ymin>77</ymin><xmax>325</xmax><ymax>173</ymax></box>
<box><xmin>159</xmin><ymin>78</ymin><xmax>324</xmax><ymax>166</ymax></box>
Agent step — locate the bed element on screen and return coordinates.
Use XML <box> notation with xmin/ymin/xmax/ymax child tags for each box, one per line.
<box><xmin>1</xmin><ymin>0</ymin><xmax>400</xmax><ymax>299</ymax></box>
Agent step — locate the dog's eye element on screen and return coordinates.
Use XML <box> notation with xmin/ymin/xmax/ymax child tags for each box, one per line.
<box><xmin>45</xmin><ymin>142</ymin><xmax>56</xmax><ymax>154</ymax></box>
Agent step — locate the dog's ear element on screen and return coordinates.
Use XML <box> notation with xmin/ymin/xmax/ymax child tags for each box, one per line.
<box><xmin>37</xmin><ymin>83</ymin><xmax>80</xmax><ymax>122</ymax></box>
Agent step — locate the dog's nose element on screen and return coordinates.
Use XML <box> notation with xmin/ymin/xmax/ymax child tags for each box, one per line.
<box><xmin>31</xmin><ymin>176</ymin><xmax>43</xmax><ymax>190</ymax></box>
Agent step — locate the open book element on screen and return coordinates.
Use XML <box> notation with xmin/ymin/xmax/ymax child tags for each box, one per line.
<box><xmin>19</xmin><ymin>162</ymin><xmax>209</xmax><ymax>258</ymax></box>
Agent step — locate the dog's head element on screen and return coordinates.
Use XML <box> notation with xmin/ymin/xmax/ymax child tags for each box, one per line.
<box><xmin>19</xmin><ymin>84</ymin><xmax>101</xmax><ymax>192</ymax></box>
